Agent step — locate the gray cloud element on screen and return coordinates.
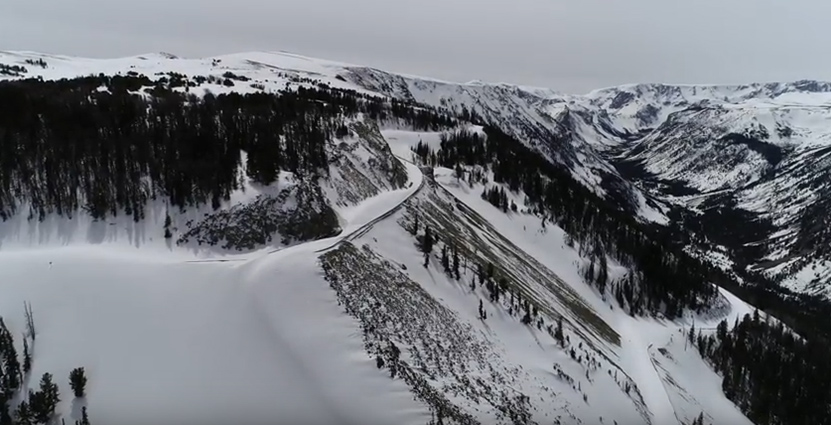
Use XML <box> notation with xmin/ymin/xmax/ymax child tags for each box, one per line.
<box><xmin>2</xmin><ymin>0</ymin><xmax>829</xmax><ymax>92</ymax></box>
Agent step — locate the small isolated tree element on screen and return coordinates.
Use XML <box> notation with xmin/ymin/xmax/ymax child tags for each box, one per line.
<box><xmin>521</xmin><ymin>304</ymin><xmax>532</xmax><ymax>325</ymax></box>
<box><xmin>77</xmin><ymin>406</ymin><xmax>90</xmax><ymax>425</ymax></box>
<box><xmin>22</xmin><ymin>337</ymin><xmax>31</xmax><ymax>374</ymax></box>
<box><xmin>164</xmin><ymin>213</ymin><xmax>173</xmax><ymax>239</ymax></box>
<box><xmin>422</xmin><ymin>226</ymin><xmax>434</xmax><ymax>254</ymax></box>
<box><xmin>441</xmin><ymin>245</ymin><xmax>450</xmax><ymax>273</ymax></box>
<box><xmin>24</xmin><ymin>301</ymin><xmax>35</xmax><ymax>341</ymax></box>
<box><xmin>422</xmin><ymin>226</ymin><xmax>434</xmax><ymax>268</ymax></box>
<box><xmin>688</xmin><ymin>321</ymin><xmax>696</xmax><ymax>349</ymax></box>
<box><xmin>478</xmin><ymin>299</ymin><xmax>486</xmax><ymax>321</ymax></box>
<box><xmin>452</xmin><ymin>247</ymin><xmax>461</xmax><ymax>280</ymax></box>
<box><xmin>555</xmin><ymin>316</ymin><xmax>565</xmax><ymax>347</ymax></box>
<box><xmin>69</xmin><ymin>367</ymin><xmax>87</xmax><ymax>398</ymax></box>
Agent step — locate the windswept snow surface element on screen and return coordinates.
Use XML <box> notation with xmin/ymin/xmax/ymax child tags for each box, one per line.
<box><xmin>0</xmin><ymin>159</ymin><xmax>426</xmax><ymax>425</ymax></box>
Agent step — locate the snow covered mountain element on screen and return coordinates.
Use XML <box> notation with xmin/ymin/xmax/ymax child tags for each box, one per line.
<box><xmin>0</xmin><ymin>49</ymin><xmax>826</xmax><ymax>425</ymax></box>
<box><xmin>568</xmin><ymin>82</ymin><xmax>831</xmax><ymax>297</ymax></box>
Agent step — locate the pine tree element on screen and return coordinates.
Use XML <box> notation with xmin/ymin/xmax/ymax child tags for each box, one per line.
<box><xmin>555</xmin><ymin>316</ymin><xmax>565</xmax><ymax>347</ymax></box>
<box><xmin>688</xmin><ymin>322</ymin><xmax>696</xmax><ymax>348</ymax></box>
<box><xmin>77</xmin><ymin>406</ymin><xmax>90</xmax><ymax>425</ymax></box>
<box><xmin>22</xmin><ymin>337</ymin><xmax>31</xmax><ymax>374</ymax></box>
<box><xmin>422</xmin><ymin>226</ymin><xmax>433</xmax><ymax>254</ymax></box>
<box><xmin>0</xmin><ymin>394</ymin><xmax>10</xmax><ymax>425</ymax></box>
<box><xmin>163</xmin><ymin>213</ymin><xmax>173</xmax><ymax>239</ymax></box>
<box><xmin>69</xmin><ymin>367</ymin><xmax>87</xmax><ymax>398</ymax></box>
<box><xmin>521</xmin><ymin>309</ymin><xmax>532</xmax><ymax>325</ymax></box>
<box><xmin>2</xmin><ymin>333</ymin><xmax>20</xmax><ymax>392</ymax></box>
<box><xmin>478</xmin><ymin>300</ymin><xmax>486</xmax><ymax>321</ymax></box>
<box><xmin>15</xmin><ymin>401</ymin><xmax>32</xmax><ymax>425</ymax></box>
<box><xmin>30</xmin><ymin>372</ymin><xmax>59</xmax><ymax>423</ymax></box>
<box><xmin>452</xmin><ymin>247</ymin><xmax>460</xmax><ymax>280</ymax></box>
<box><xmin>441</xmin><ymin>245</ymin><xmax>450</xmax><ymax>273</ymax></box>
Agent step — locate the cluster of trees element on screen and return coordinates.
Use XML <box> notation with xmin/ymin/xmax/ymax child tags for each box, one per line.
<box><xmin>0</xmin><ymin>307</ymin><xmax>90</xmax><ymax>425</ymax></box>
<box><xmin>413</xmin><ymin>215</ymin><xmax>548</xmax><ymax>331</ymax></box>
<box><xmin>0</xmin><ymin>65</ymin><xmax>26</xmax><ymax>77</ymax></box>
<box><xmin>23</xmin><ymin>59</ymin><xmax>47</xmax><ymax>69</ymax></box>
<box><xmin>472</xmin><ymin>258</ymin><xmax>546</xmax><ymax>329</ymax></box>
<box><xmin>414</xmin><ymin>127</ymin><xmax>719</xmax><ymax>319</ymax></box>
<box><xmin>481</xmin><ymin>186</ymin><xmax>517</xmax><ymax>213</ymax></box>
<box><xmin>693</xmin><ymin>312</ymin><xmax>831</xmax><ymax>425</ymax></box>
<box><xmin>0</xmin><ymin>75</ymin><xmax>454</xmax><ymax>222</ymax></box>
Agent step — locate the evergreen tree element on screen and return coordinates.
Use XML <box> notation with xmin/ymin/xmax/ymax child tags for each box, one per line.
<box><xmin>15</xmin><ymin>400</ymin><xmax>32</xmax><ymax>425</ymax></box>
<box><xmin>77</xmin><ymin>406</ymin><xmax>90</xmax><ymax>425</ymax></box>
<box><xmin>0</xmin><ymin>394</ymin><xmax>10</xmax><ymax>425</ymax></box>
<box><xmin>69</xmin><ymin>367</ymin><xmax>87</xmax><ymax>398</ymax></box>
<box><xmin>521</xmin><ymin>307</ymin><xmax>532</xmax><ymax>325</ymax></box>
<box><xmin>441</xmin><ymin>244</ymin><xmax>450</xmax><ymax>273</ymax></box>
<box><xmin>688</xmin><ymin>321</ymin><xmax>695</xmax><ymax>348</ymax></box>
<box><xmin>422</xmin><ymin>226</ymin><xmax>434</xmax><ymax>254</ymax></box>
<box><xmin>30</xmin><ymin>372</ymin><xmax>59</xmax><ymax>423</ymax></box>
<box><xmin>22</xmin><ymin>337</ymin><xmax>31</xmax><ymax>374</ymax></box>
<box><xmin>452</xmin><ymin>247</ymin><xmax>460</xmax><ymax>280</ymax></box>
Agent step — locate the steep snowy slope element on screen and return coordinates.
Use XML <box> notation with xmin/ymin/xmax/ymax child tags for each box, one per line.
<box><xmin>0</xmin><ymin>159</ymin><xmax>427</xmax><ymax>425</ymax></box>
<box><xmin>588</xmin><ymin>87</ymin><xmax>831</xmax><ymax>296</ymax></box>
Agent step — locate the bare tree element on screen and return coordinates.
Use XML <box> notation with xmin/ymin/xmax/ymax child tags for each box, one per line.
<box><xmin>24</xmin><ymin>301</ymin><xmax>35</xmax><ymax>341</ymax></box>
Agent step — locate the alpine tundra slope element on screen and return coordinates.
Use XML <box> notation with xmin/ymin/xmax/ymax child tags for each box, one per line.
<box><xmin>0</xmin><ymin>49</ymin><xmax>816</xmax><ymax>425</ymax></box>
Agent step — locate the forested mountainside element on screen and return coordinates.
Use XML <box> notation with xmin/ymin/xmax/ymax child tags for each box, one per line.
<box><xmin>344</xmin><ymin>70</ymin><xmax>831</xmax><ymax>302</ymax></box>
<box><xmin>411</xmin><ymin>125</ymin><xmax>831</xmax><ymax>425</ymax></box>
<box><xmin>0</xmin><ymin>74</ymin><xmax>449</xmax><ymax>221</ymax></box>
<box><xmin>0</xmin><ymin>50</ymin><xmax>828</xmax><ymax>425</ymax></box>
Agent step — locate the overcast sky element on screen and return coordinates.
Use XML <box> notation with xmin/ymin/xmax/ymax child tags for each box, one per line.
<box><xmin>1</xmin><ymin>0</ymin><xmax>828</xmax><ymax>93</ymax></box>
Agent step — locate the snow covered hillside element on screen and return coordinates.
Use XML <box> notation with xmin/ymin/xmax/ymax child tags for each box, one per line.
<box><xmin>581</xmin><ymin>83</ymin><xmax>831</xmax><ymax>297</ymax></box>
<box><xmin>0</xmin><ymin>49</ymin><xmax>826</xmax><ymax>425</ymax></box>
